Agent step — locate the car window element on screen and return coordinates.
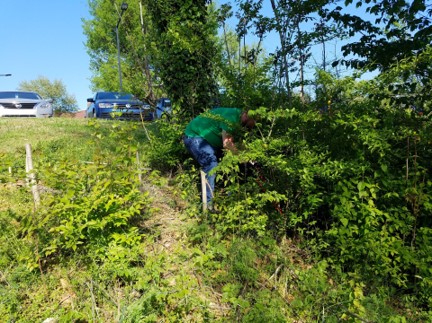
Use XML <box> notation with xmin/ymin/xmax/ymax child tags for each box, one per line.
<box><xmin>158</xmin><ymin>98</ymin><xmax>171</xmax><ymax>108</ymax></box>
<box><xmin>119</xmin><ymin>93</ymin><xmax>134</xmax><ymax>100</ymax></box>
<box><xmin>96</xmin><ymin>92</ymin><xmax>134</xmax><ymax>100</ymax></box>
<box><xmin>19</xmin><ymin>92</ymin><xmax>41</xmax><ymax>99</ymax></box>
<box><xmin>0</xmin><ymin>92</ymin><xmax>16</xmax><ymax>99</ymax></box>
<box><xmin>97</xmin><ymin>92</ymin><xmax>115</xmax><ymax>100</ymax></box>
<box><xmin>0</xmin><ymin>91</ymin><xmax>41</xmax><ymax>100</ymax></box>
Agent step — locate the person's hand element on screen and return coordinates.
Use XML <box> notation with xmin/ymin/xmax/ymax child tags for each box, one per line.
<box><xmin>222</xmin><ymin>130</ymin><xmax>238</xmax><ymax>154</ymax></box>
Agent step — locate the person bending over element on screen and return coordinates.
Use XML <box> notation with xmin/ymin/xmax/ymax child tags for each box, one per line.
<box><xmin>183</xmin><ymin>107</ymin><xmax>255</xmax><ymax>208</ymax></box>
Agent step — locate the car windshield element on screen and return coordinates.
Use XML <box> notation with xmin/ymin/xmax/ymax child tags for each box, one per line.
<box><xmin>0</xmin><ymin>91</ymin><xmax>41</xmax><ymax>100</ymax></box>
<box><xmin>97</xmin><ymin>92</ymin><xmax>135</xmax><ymax>100</ymax></box>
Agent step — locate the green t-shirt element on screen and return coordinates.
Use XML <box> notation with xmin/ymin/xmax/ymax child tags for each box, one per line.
<box><xmin>184</xmin><ymin>107</ymin><xmax>242</xmax><ymax>148</ymax></box>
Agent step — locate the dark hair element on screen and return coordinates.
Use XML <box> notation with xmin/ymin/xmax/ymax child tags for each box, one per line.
<box><xmin>241</xmin><ymin>111</ymin><xmax>256</xmax><ymax>129</ymax></box>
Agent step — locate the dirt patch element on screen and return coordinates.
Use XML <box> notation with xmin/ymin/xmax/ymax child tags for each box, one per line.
<box><xmin>55</xmin><ymin>110</ymin><xmax>86</xmax><ymax>118</ymax></box>
<box><xmin>74</xmin><ymin>110</ymin><xmax>86</xmax><ymax>118</ymax></box>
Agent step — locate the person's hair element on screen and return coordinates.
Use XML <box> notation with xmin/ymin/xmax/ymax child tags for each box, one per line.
<box><xmin>241</xmin><ymin>111</ymin><xmax>256</xmax><ymax>129</ymax></box>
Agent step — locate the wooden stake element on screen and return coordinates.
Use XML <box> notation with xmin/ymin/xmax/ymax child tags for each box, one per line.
<box><xmin>25</xmin><ymin>144</ymin><xmax>40</xmax><ymax>208</ymax></box>
<box><xmin>200</xmin><ymin>170</ymin><xmax>207</xmax><ymax>212</ymax></box>
<box><xmin>136</xmin><ymin>151</ymin><xmax>142</xmax><ymax>184</ymax></box>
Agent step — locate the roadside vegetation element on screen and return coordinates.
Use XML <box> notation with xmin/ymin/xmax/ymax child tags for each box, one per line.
<box><xmin>1</xmin><ymin>0</ymin><xmax>431</xmax><ymax>321</ymax></box>
<box><xmin>1</xmin><ymin>73</ymin><xmax>431</xmax><ymax>320</ymax></box>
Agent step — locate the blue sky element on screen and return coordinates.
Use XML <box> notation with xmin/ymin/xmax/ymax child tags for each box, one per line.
<box><xmin>0</xmin><ymin>0</ymin><xmax>92</xmax><ymax>111</ymax></box>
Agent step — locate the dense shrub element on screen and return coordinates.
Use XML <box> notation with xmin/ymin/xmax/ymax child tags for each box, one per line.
<box><xmin>207</xmin><ymin>66</ymin><xmax>432</xmax><ymax>309</ymax></box>
<box><xmin>19</xmin><ymin>121</ymin><xmax>153</xmax><ymax>270</ymax></box>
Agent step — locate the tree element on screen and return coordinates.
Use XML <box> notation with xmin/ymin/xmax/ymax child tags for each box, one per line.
<box><xmin>226</xmin><ymin>0</ymin><xmax>342</xmax><ymax>104</ymax></box>
<box><xmin>19</xmin><ymin>76</ymin><xmax>78</xmax><ymax>113</ymax></box>
<box><xmin>320</xmin><ymin>0</ymin><xmax>432</xmax><ymax>110</ymax></box>
<box><xmin>327</xmin><ymin>0</ymin><xmax>432</xmax><ymax>73</ymax></box>
<box><xmin>145</xmin><ymin>0</ymin><xmax>220</xmax><ymax>117</ymax></box>
<box><xmin>83</xmin><ymin>0</ymin><xmax>221</xmax><ymax>117</ymax></box>
<box><xmin>83</xmin><ymin>0</ymin><xmax>160</xmax><ymax>106</ymax></box>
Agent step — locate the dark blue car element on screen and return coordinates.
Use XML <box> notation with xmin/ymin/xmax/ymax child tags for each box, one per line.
<box><xmin>86</xmin><ymin>92</ymin><xmax>153</xmax><ymax>121</ymax></box>
<box><xmin>154</xmin><ymin>97</ymin><xmax>172</xmax><ymax>119</ymax></box>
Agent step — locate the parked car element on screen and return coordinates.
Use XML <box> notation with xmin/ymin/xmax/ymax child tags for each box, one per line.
<box><xmin>0</xmin><ymin>91</ymin><xmax>53</xmax><ymax>118</ymax></box>
<box><xmin>86</xmin><ymin>92</ymin><xmax>153</xmax><ymax>121</ymax></box>
<box><xmin>154</xmin><ymin>97</ymin><xmax>172</xmax><ymax>119</ymax></box>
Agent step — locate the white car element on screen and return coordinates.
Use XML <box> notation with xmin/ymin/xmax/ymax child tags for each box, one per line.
<box><xmin>0</xmin><ymin>91</ymin><xmax>53</xmax><ymax>118</ymax></box>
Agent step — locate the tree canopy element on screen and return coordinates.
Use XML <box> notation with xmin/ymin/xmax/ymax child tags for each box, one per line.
<box><xmin>19</xmin><ymin>76</ymin><xmax>78</xmax><ymax>113</ymax></box>
<box><xmin>83</xmin><ymin>0</ymin><xmax>219</xmax><ymax>117</ymax></box>
<box><xmin>83</xmin><ymin>0</ymin><xmax>432</xmax><ymax>115</ymax></box>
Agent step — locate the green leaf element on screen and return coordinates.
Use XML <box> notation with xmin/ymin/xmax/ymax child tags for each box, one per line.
<box><xmin>341</xmin><ymin>218</ymin><xmax>349</xmax><ymax>227</ymax></box>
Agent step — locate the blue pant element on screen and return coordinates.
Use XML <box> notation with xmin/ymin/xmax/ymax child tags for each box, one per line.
<box><xmin>183</xmin><ymin>136</ymin><xmax>221</xmax><ymax>204</ymax></box>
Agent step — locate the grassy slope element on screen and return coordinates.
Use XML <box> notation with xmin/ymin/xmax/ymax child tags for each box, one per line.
<box><xmin>0</xmin><ymin>118</ymin><xmax>427</xmax><ymax>322</ymax></box>
<box><xmin>0</xmin><ymin>118</ymin><xmax>89</xmax><ymax>153</ymax></box>
<box><xmin>0</xmin><ymin>118</ymin><xmax>89</xmax><ymax>211</ymax></box>
<box><xmin>0</xmin><ymin>118</ymin><xmax>236</xmax><ymax>321</ymax></box>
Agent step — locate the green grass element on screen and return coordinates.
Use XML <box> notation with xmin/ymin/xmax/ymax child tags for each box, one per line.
<box><xmin>0</xmin><ymin>117</ymin><xmax>154</xmax><ymax>176</ymax></box>
<box><xmin>0</xmin><ymin>118</ymin><xmax>90</xmax><ymax>153</ymax></box>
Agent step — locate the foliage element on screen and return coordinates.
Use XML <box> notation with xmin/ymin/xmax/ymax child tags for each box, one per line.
<box><xmin>207</xmin><ymin>64</ymin><xmax>432</xmax><ymax>313</ymax></box>
<box><xmin>18</xmin><ymin>76</ymin><xmax>78</xmax><ymax>113</ymax></box>
<box><xmin>141</xmin><ymin>117</ymin><xmax>189</xmax><ymax>172</ymax></box>
<box><xmin>1</xmin><ymin>90</ymin><xmax>432</xmax><ymax>320</ymax></box>
<box><xmin>329</xmin><ymin>0</ymin><xmax>432</xmax><ymax>73</ymax></box>
<box><xmin>217</xmin><ymin>0</ymin><xmax>432</xmax><ymax>108</ymax></box>
<box><xmin>83</xmin><ymin>0</ymin><xmax>162</xmax><ymax>104</ymax></box>
<box><xmin>146</xmin><ymin>0</ymin><xmax>220</xmax><ymax>117</ymax></box>
<box><xmin>2</xmin><ymin>0</ymin><xmax>432</xmax><ymax>320</ymax></box>
<box><xmin>84</xmin><ymin>0</ymin><xmax>221</xmax><ymax>115</ymax></box>
<box><xmin>20</xmin><ymin>120</ymin><xmax>152</xmax><ymax>270</ymax></box>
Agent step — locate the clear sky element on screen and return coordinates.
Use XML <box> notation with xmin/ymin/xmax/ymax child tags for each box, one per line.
<box><xmin>0</xmin><ymin>0</ymin><xmax>92</xmax><ymax>111</ymax></box>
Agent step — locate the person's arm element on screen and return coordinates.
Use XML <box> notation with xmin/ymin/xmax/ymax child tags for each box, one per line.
<box><xmin>222</xmin><ymin>130</ymin><xmax>238</xmax><ymax>153</ymax></box>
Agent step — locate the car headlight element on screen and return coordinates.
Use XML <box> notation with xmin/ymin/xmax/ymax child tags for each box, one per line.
<box><xmin>38</xmin><ymin>102</ymin><xmax>52</xmax><ymax>109</ymax></box>
<box><xmin>99</xmin><ymin>103</ymin><xmax>114</xmax><ymax>108</ymax></box>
